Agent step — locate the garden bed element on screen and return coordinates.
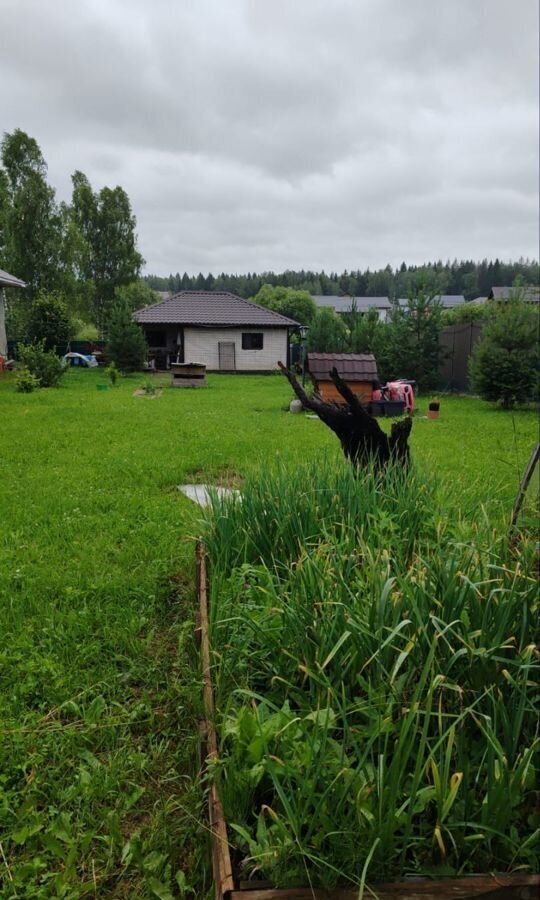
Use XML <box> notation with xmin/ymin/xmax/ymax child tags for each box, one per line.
<box><xmin>198</xmin><ymin>460</ymin><xmax>539</xmax><ymax>898</ymax></box>
<box><xmin>198</xmin><ymin>546</ymin><xmax>538</xmax><ymax>899</ymax></box>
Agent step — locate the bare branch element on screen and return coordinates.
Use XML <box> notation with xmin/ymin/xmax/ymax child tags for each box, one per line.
<box><xmin>278</xmin><ymin>361</ymin><xmax>412</xmax><ymax>470</ymax></box>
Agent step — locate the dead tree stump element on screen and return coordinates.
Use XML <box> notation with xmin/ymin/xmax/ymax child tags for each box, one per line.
<box><xmin>279</xmin><ymin>362</ymin><xmax>412</xmax><ymax>469</ymax></box>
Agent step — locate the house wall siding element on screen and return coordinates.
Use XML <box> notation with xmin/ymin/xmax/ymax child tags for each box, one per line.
<box><xmin>183</xmin><ymin>327</ymin><xmax>287</xmax><ymax>371</ymax></box>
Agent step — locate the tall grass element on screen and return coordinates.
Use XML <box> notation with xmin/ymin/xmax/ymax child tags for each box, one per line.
<box><xmin>205</xmin><ymin>459</ymin><xmax>539</xmax><ymax>887</ymax></box>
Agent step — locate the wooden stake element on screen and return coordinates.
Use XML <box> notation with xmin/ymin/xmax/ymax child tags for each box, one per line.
<box><xmin>197</xmin><ymin>540</ymin><xmax>235</xmax><ymax>900</ymax></box>
<box><xmin>510</xmin><ymin>443</ymin><xmax>539</xmax><ymax>529</ymax></box>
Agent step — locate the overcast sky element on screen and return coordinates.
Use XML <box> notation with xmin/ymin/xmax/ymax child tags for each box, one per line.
<box><xmin>1</xmin><ymin>0</ymin><xmax>538</xmax><ymax>275</ymax></box>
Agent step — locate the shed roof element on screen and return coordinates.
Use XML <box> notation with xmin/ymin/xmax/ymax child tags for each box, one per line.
<box><xmin>0</xmin><ymin>268</ymin><xmax>26</xmax><ymax>289</ymax></box>
<box><xmin>307</xmin><ymin>352</ymin><xmax>378</xmax><ymax>383</ymax></box>
<box><xmin>134</xmin><ymin>290</ymin><xmax>299</xmax><ymax>327</ymax></box>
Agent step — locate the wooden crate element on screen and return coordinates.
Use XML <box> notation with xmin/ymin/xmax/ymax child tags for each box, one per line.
<box><xmin>196</xmin><ymin>542</ymin><xmax>539</xmax><ymax>900</ymax></box>
<box><xmin>171</xmin><ymin>362</ymin><xmax>207</xmax><ymax>387</ymax></box>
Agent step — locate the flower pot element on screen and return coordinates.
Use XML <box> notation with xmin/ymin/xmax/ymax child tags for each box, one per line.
<box><xmin>427</xmin><ymin>409</ymin><xmax>439</xmax><ymax>419</ymax></box>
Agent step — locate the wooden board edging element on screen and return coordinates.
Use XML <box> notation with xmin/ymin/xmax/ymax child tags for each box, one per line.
<box><xmin>228</xmin><ymin>873</ymin><xmax>539</xmax><ymax>898</ymax></box>
<box><xmin>197</xmin><ymin>544</ymin><xmax>539</xmax><ymax>900</ymax></box>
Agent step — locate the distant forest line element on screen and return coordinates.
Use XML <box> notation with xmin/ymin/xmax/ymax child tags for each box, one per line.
<box><xmin>144</xmin><ymin>258</ymin><xmax>539</xmax><ymax>302</ymax></box>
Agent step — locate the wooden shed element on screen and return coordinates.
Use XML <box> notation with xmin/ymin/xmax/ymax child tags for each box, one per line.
<box><xmin>306</xmin><ymin>352</ymin><xmax>378</xmax><ymax>404</ymax></box>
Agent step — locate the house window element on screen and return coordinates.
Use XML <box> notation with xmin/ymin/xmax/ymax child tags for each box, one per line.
<box><xmin>242</xmin><ymin>332</ymin><xmax>264</xmax><ymax>350</ymax></box>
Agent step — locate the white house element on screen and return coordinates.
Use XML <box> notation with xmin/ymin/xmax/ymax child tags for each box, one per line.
<box><xmin>133</xmin><ymin>290</ymin><xmax>299</xmax><ymax>372</ymax></box>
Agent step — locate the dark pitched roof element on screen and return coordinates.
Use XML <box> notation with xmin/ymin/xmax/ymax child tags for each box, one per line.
<box><xmin>0</xmin><ymin>268</ymin><xmax>26</xmax><ymax>289</ymax></box>
<box><xmin>307</xmin><ymin>352</ymin><xmax>378</xmax><ymax>383</ymax></box>
<box><xmin>134</xmin><ymin>291</ymin><xmax>299</xmax><ymax>327</ymax></box>
<box><xmin>312</xmin><ymin>295</ymin><xmax>390</xmax><ymax>312</ymax></box>
<box><xmin>489</xmin><ymin>286</ymin><xmax>540</xmax><ymax>302</ymax></box>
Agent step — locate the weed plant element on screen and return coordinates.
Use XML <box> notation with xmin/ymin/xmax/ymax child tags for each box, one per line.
<box><xmin>205</xmin><ymin>459</ymin><xmax>539</xmax><ymax>887</ymax></box>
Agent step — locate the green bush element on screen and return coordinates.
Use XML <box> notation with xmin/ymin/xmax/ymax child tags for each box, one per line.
<box><xmin>106</xmin><ymin>298</ymin><xmax>148</xmax><ymax>373</ymax></box>
<box><xmin>72</xmin><ymin>318</ymin><xmax>99</xmax><ymax>341</ymax></box>
<box><xmin>27</xmin><ymin>292</ymin><xmax>72</xmax><ymax>352</ymax></box>
<box><xmin>469</xmin><ymin>300</ymin><xmax>539</xmax><ymax>408</ymax></box>
<box><xmin>307</xmin><ymin>307</ymin><xmax>348</xmax><ymax>352</ymax></box>
<box><xmin>17</xmin><ymin>340</ymin><xmax>66</xmax><ymax>387</ymax></box>
<box><xmin>114</xmin><ymin>280</ymin><xmax>159</xmax><ymax>312</ymax></box>
<box><xmin>253</xmin><ymin>285</ymin><xmax>317</xmax><ymax>326</ymax></box>
<box><xmin>14</xmin><ymin>366</ymin><xmax>40</xmax><ymax>393</ymax></box>
<box><xmin>105</xmin><ymin>361</ymin><xmax>118</xmax><ymax>385</ymax></box>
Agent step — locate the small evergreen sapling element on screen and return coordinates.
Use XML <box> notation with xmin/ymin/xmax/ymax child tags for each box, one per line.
<box><xmin>106</xmin><ymin>299</ymin><xmax>148</xmax><ymax>373</ymax></box>
<box><xmin>15</xmin><ymin>366</ymin><xmax>40</xmax><ymax>393</ymax></box>
<box><xmin>469</xmin><ymin>300</ymin><xmax>539</xmax><ymax>409</ymax></box>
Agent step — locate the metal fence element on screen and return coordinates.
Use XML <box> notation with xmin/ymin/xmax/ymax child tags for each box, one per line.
<box><xmin>437</xmin><ymin>322</ymin><xmax>484</xmax><ymax>392</ymax></box>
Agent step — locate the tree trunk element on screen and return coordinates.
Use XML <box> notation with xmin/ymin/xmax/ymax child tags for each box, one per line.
<box><xmin>278</xmin><ymin>362</ymin><xmax>412</xmax><ymax>469</ymax></box>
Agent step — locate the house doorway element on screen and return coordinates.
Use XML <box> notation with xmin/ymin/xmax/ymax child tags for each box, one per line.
<box><xmin>218</xmin><ymin>342</ymin><xmax>236</xmax><ymax>371</ymax></box>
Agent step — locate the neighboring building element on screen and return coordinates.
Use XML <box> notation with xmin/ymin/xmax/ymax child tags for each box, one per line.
<box><xmin>397</xmin><ymin>294</ymin><xmax>465</xmax><ymax>310</ymax></box>
<box><xmin>0</xmin><ymin>267</ymin><xmax>26</xmax><ymax>359</ymax></box>
<box><xmin>488</xmin><ymin>286</ymin><xmax>540</xmax><ymax>303</ymax></box>
<box><xmin>133</xmin><ymin>290</ymin><xmax>299</xmax><ymax>371</ymax></box>
<box><xmin>312</xmin><ymin>295</ymin><xmax>391</xmax><ymax>321</ymax></box>
<box><xmin>469</xmin><ymin>286</ymin><xmax>539</xmax><ymax>306</ymax></box>
<box><xmin>313</xmin><ymin>294</ymin><xmax>465</xmax><ymax>320</ymax></box>
<box><xmin>306</xmin><ymin>352</ymin><xmax>379</xmax><ymax>403</ymax></box>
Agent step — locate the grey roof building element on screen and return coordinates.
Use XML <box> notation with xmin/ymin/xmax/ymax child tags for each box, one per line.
<box><xmin>470</xmin><ymin>287</ymin><xmax>539</xmax><ymax>305</ymax></box>
<box><xmin>134</xmin><ymin>290</ymin><xmax>299</xmax><ymax>327</ymax></box>
<box><xmin>312</xmin><ymin>295</ymin><xmax>392</xmax><ymax>321</ymax></box>
<box><xmin>133</xmin><ymin>291</ymin><xmax>299</xmax><ymax>372</ymax></box>
<box><xmin>488</xmin><ymin>286</ymin><xmax>539</xmax><ymax>302</ymax></box>
<box><xmin>397</xmin><ymin>295</ymin><xmax>465</xmax><ymax>309</ymax></box>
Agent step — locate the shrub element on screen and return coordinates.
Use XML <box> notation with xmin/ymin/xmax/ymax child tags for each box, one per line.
<box><xmin>140</xmin><ymin>377</ymin><xmax>157</xmax><ymax>395</ymax></box>
<box><xmin>14</xmin><ymin>366</ymin><xmax>40</xmax><ymax>393</ymax></box>
<box><xmin>17</xmin><ymin>340</ymin><xmax>66</xmax><ymax>387</ymax></box>
<box><xmin>253</xmin><ymin>285</ymin><xmax>317</xmax><ymax>326</ymax></box>
<box><xmin>307</xmin><ymin>307</ymin><xmax>348</xmax><ymax>352</ymax></box>
<box><xmin>442</xmin><ymin>302</ymin><xmax>493</xmax><ymax>325</ymax></box>
<box><xmin>27</xmin><ymin>292</ymin><xmax>72</xmax><ymax>352</ymax></box>
<box><xmin>469</xmin><ymin>300</ymin><xmax>539</xmax><ymax>408</ymax></box>
<box><xmin>106</xmin><ymin>298</ymin><xmax>148</xmax><ymax>373</ymax></box>
<box><xmin>72</xmin><ymin>318</ymin><xmax>99</xmax><ymax>341</ymax></box>
<box><xmin>105</xmin><ymin>361</ymin><xmax>118</xmax><ymax>385</ymax></box>
<box><xmin>114</xmin><ymin>280</ymin><xmax>159</xmax><ymax>312</ymax></box>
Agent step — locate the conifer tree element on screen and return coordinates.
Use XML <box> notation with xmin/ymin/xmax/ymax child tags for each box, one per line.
<box><xmin>106</xmin><ymin>298</ymin><xmax>148</xmax><ymax>372</ymax></box>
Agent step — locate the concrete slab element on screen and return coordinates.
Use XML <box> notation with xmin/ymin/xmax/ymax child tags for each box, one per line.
<box><xmin>177</xmin><ymin>484</ymin><xmax>240</xmax><ymax>507</ymax></box>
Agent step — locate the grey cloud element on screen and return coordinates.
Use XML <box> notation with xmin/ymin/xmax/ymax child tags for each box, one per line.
<box><xmin>0</xmin><ymin>0</ymin><xmax>538</xmax><ymax>274</ymax></box>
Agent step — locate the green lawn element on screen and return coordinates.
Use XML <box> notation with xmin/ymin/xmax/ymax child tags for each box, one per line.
<box><xmin>0</xmin><ymin>369</ymin><xmax>537</xmax><ymax>897</ymax></box>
